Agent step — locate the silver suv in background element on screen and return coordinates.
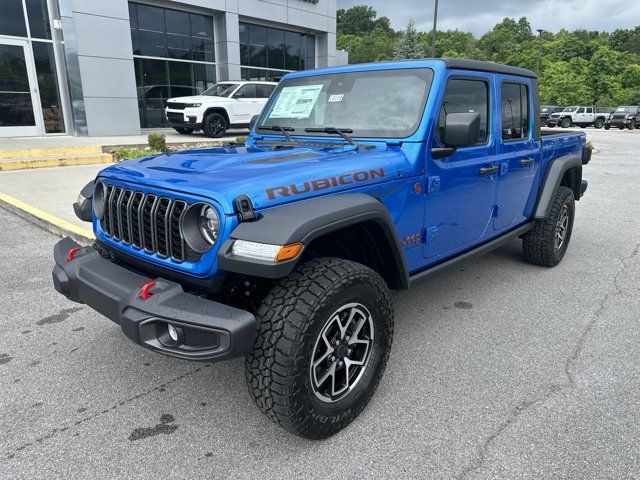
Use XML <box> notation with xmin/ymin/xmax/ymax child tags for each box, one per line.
<box><xmin>547</xmin><ymin>106</ymin><xmax>610</xmax><ymax>129</ymax></box>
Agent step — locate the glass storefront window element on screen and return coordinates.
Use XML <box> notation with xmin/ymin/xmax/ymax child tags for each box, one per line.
<box><xmin>135</xmin><ymin>58</ymin><xmax>216</xmax><ymax>128</ymax></box>
<box><xmin>129</xmin><ymin>2</ymin><xmax>215</xmax><ymax>63</ymax></box>
<box><xmin>130</xmin><ymin>2</ymin><xmax>216</xmax><ymax>128</ymax></box>
<box><xmin>0</xmin><ymin>44</ymin><xmax>35</xmax><ymax>127</ymax></box>
<box><xmin>32</xmin><ymin>41</ymin><xmax>64</xmax><ymax>133</ymax></box>
<box><xmin>239</xmin><ymin>22</ymin><xmax>315</xmax><ymax>76</ymax></box>
<box><xmin>0</xmin><ymin>0</ymin><xmax>28</xmax><ymax>37</ymax></box>
<box><xmin>26</xmin><ymin>0</ymin><xmax>51</xmax><ymax>40</ymax></box>
<box><xmin>240</xmin><ymin>68</ymin><xmax>288</xmax><ymax>82</ymax></box>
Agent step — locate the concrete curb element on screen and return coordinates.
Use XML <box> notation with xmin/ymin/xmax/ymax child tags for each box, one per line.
<box><xmin>0</xmin><ymin>192</ymin><xmax>94</xmax><ymax>245</ymax></box>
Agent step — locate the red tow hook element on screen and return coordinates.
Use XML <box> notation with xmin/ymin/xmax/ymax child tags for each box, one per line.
<box><xmin>66</xmin><ymin>247</ymin><xmax>82</xmax><ymax>262</ymax></box>
<box><xmin>139</xmin><ymin>281</ymin><xmax>157</xmax><ymax>301</ymax></box>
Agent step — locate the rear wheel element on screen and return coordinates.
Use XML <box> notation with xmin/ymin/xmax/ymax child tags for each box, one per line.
<box><xmin>245</xmin><ymin>257</ymin><xmax>394</xmax><ymax>439</ymax></box>
<box><xmin>173</xmin><ymin>127</ymin><xmax>194</xmax><ymax>135</ymax></box>
<box><xmin>203</xmin><ymin>112</ymin><xmax>228</xmax><ymax>138</ymax></box>
<box><xmin>560</xmin><ymin>117</ymin><xmax>572</xmax><ymax>128</ymax></box>
<box><xmin>605</xmin><ymin>124</ymin><xmax>611</xmax><ymax>130</ymax></box>
<box><xmin>523</xmin><ymin>186</ymin><xmax>575</xmax><ymax>267</ymax></box>
<box><xmin>594</xmin><ymin>118</ymin><xmax>604</xmax><ymax>129</ymax></box>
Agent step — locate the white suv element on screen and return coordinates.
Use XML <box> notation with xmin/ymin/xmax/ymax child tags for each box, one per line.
<box><xmin>165</xmin><ymin>81</ymin><xmax>277</xmax><ymax>138</ymax></box>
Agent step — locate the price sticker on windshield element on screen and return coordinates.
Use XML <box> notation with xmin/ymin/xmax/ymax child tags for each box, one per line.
<box><xmin>270</xmin><ymin>85</ymin><xmax>323</xmax><ymax>119</ymax></box>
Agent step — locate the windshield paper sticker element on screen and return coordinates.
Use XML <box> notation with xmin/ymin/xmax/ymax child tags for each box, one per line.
<box><xmin>270</xmin><ymin>85</ymin><xmax>323</xmax><ymax>119</ymax></box>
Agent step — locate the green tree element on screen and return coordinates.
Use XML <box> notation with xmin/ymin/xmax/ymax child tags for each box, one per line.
<box><xmin>586</xmin><ymin>46</ymin><xmax>624</xmax><ymax>104</ymax></box>
<box><xmin>337</xmin><ymin>5</ymin><xmax>392</xmax><ymax>36</ymax></box>
<box><xmin>394</xmin><ymin>20</ymin><xmax>425</xmax><ymax>60</ymax></box>
<box><xmin>539</xmin><ymin>60</ymin><xmax>591</xmax><ymax>104</ymax></box>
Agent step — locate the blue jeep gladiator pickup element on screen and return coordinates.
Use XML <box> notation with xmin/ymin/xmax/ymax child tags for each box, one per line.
<box><xmin>53</xmin><ymin>58</ymin><xmax>591</xmax><ymax>439</ymax></box>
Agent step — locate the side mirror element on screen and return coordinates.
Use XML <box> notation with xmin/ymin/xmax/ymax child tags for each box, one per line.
<box><xmin>250</xmin><ymin>115</ymin><xmax>259</xmax><ymax>130</ymax></box>
<box><xmin>444</xmin><ymin>112</ymin><xmax>481</xmax><ymax>147</ymax></box>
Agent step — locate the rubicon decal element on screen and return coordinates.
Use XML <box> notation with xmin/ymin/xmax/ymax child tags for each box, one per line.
<box><xmin>266</xmin><ymin>169</ymin><xmax>386</xmax><ymax>200</ymax></box>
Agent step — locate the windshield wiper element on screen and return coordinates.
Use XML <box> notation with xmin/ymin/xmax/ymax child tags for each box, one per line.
<box><xmin>260</xmin><ymin>126</ymin><xmax>296</xmax><ymax>144</ymax></box>
<box><xmin>305</xmin><ymin>127</ymin><xmax>358</xmax><ymax>147</ymax></box>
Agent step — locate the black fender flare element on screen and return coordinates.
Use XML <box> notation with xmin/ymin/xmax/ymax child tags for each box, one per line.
<box><xmin>534</xmin><ymin>153</ymin><xmax>582</xmax><ymax>219</ymax></box>
<box><xmin>217</xmin><ymin>193</ymin><xmax>409</xmax><ymax>288</ymax></box>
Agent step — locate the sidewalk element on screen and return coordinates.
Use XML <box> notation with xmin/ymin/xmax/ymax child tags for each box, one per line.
<box><xmin>0</xmin><ymin>163</ymin><xmax>107</xmax><ymax>243</ymax></box>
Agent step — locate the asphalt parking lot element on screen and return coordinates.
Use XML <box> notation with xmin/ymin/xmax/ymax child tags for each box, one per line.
<box><xmin>1</xmin><ymin>128</ymin><xmax>639</xmax><ymax>479</ymax></box>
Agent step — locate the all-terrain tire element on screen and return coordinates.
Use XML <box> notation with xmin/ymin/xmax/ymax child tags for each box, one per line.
<box><xmin>561</xmin><ymin>117</ymin><xmax>572</xmax><ymax>128</ymax></box>
<box><xmin>245</xmin><ymin>257</ymin><xmax>394</xmax><ymax>440</ymax></box>
<box><xmin>523</xmin><ymin>186</ymin><xmax>575</xmax><ymax>267</ymax></box>
<box><xmin>594</xmin><ymin>118</ymin><xmax>605</xmax><ymax>129</ymax></box>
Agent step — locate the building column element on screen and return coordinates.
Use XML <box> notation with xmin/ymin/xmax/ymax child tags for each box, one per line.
<box><xmin>214</xmin><ymin>12</ymin><xmax>241</xmax><ymax>81</ymax></box>
<box><xmin>316</xmin><ymin>32</ymin><xmax>337</xmax><ymax>68</ymax></box>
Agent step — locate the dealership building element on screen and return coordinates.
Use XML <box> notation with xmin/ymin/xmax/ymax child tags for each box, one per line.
<box><xmin>0</xmin><ymin>0</ymin><xmax>340</xmax><ymax>138</ymax></box>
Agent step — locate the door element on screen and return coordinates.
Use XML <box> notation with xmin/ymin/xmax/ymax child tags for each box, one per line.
<box><xmin>231</xmin><ymin>84</ymin><xmax>261</xmax><ymax>124</ymax></box>
<box><xmin>424</xmin><ymin>74</ymin><xmax>498</xmax><ymax>260</ymax></box>
<box><xmin>493</xmin><ymin>79</ymin><xmax>540</xmax><ymax>231</ymax></box>
<box><xmin>572</xmin><ymin>107</ymin><xmax>586</xmax><ymax>125</ymax></box>
<box><xmin>0</xmin><ymin>39</ymin><xmax>44</xmax><ymax>137</ymax></box>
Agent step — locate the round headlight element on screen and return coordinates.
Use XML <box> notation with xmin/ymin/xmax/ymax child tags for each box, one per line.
<box><xmin>199</xmin><ymin>205</ymin><xmax>220</xmax><ymax>245</ymax></box>
<box><xmin>180</xmin><ymin>202</ymin><xmax>220</xmax><ymax>254</ymax></box>
<box><xmin>93</xmin><ymin>182</ymin><xmax>106</xmax><ymax>220</ymax></box>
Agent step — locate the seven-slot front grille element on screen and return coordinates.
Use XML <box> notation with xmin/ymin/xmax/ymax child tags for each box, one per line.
<box><xmin>100</xmin><ymin>184</ymin><xmax>201</xmax><ymax>263</ymax></box>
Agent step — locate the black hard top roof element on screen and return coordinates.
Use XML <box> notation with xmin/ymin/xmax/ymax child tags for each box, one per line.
<box><xmin>442</xmin><ymin>58</ymin><xmax>538</xmax><ymax>79</ymax></box>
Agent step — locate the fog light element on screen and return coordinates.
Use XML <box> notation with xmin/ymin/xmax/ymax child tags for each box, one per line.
<box><xmin>157</xmin><ymin>322</ymin><xmax>184</xmax><ymax>347</ymax></box>
<box><xmin>168</xmin><ymin>324</ymin><xmax>179</xmax><ymax>342</ymax></box>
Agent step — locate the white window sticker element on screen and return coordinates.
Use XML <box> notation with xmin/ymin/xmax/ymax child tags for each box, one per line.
<box><xmin>329</xmin><ymin>94</ymin><xmax>344</xmax><ymax>103</ymax></box>
<box><xmin>270</xmin><ymin>85</ymin><xmax>323</xmax><ymax>119</ymax></box>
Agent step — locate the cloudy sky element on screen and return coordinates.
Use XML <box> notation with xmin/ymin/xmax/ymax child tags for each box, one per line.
<box><xmin>337</xmin><ymin>0</ymin><xmax>640</xmax><ymax>36</ymax></box>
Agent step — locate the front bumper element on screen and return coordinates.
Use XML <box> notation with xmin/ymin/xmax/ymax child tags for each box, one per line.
<box><xmin>52</xmin><ymin>237</ymin><xmax>256</xmax><ymax>362</ymax></box>
<box><xmin>165</xmin><ymin>109</ymin><xmax>203</xmax><ymax>130</ymax></box>
<box><xmin>546</xmin><ymin>117</ymin><xmax>562</xmax><ymax>126</ymax></box>
<box><xmin>607</xmin><ymin>119</ymin><xmax>631</xmax><ymax>127</ymax></box>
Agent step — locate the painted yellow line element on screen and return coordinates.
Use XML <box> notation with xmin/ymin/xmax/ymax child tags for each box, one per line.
<box><xmin>0</xmin><ymin>145</ymin><xmax>103</xmax><ymax>159</ymax></box>
<box><xmin>0</xmin><ymin>191</ymin><xmax>94</xmax><ymax>244</ymax></box>
<box><xmin>0</xmin><ymin>153</ymin><xmax>114</xmax><ymax>171</ymax></box>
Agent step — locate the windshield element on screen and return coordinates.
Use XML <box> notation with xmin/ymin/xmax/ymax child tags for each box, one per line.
<box><xmin>257</xmin><ymin>68</ymin><xmax>434</xmax><ymax>138</ymax></box>
<box><xmin>202</xmin><ymin>83</ymin><xmax>240</xmax><ymax>97</ymax></box>
<box><xmin>562</xmin><ymin>106</ymin><xmax>579</xmax><ymax>112</ymax></box>
<box><xmin>616</xmin><ymin>106</ymin><xmax>637</xmax><ymax>113</ymax></box>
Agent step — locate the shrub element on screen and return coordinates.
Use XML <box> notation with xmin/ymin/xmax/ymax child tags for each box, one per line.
<box><xmin>235</xmin><ymin>136</ymin><xmax>248</xmax><ymax>145</ymax></box>
<box><xmin>148</xmin><ymin>133</ymin><xmax>166</xmax><ymax>151</ymax></box>
<box><xmin>111</xmin><ymin>147</ymin><xmax>161</xmax><ymax>161</ymax></box>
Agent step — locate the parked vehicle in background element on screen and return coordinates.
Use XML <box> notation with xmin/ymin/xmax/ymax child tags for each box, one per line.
<box><xmin>165</xmin><ymin>81</ymin><xmax>277</xmax><ymax>137</ymax></box>
<box><xmin>56</xmin><ymin>59</ymin><xmax>591</xmax><ymax>440</ymax></box>
<box><xmin>540</xmin><ymin>105</ymin><xmax>564</xmax><ymax>127</ymax></box>
<box><xmin>605</xmin><ymin>106</ymin><xmax>639</xmax><ymax>130</ymax></box>
<box><xmin>546</xmin><ymin>106</ymin><xmax>610</xmax><ymax>129</ymax></box>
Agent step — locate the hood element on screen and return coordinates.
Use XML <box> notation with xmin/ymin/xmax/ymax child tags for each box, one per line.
<box><xmin>167</xmin><ymin>95</ymin><xmax>227</xmax><ymax>103</ymax></box>
<box><xmin>98</xmin><ymin>144</ymin><xmax>399</xmax><ymax>215</ymax></box>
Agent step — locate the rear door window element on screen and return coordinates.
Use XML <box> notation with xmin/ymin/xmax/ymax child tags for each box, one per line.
<box><xmin>501</xmin><ymin>82</ymin><xmax>530</xmax><ymax>141</ymax></box>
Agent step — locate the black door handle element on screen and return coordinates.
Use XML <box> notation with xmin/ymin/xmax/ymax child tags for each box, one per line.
<box><xmin>520</xmin><ymin>158</ymin><xmax>534</xmax><ymax>167</ymax></box>
<box><xmin>479</xmin><ymin>165</ymin><xmax>499</xmax><ymax>176</ymax></box>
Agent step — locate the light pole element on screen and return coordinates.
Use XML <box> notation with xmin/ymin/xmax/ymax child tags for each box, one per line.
<box><xmin>536</xmin><ymin>28</ymin><xmax>544</xmax><ymax>74</ymax></box>
<box><xmin>431</xmin><ymin>0</ymin><xmax>439</xmax><ymax>57</ymax></box>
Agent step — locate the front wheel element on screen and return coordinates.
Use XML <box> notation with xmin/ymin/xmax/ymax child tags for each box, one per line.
<box><xmin>628</xmin><ymin>123</ymin><xmax>635</xmax><ymax>130</ymax></box>
<box><xmin>523</xmin><ymin>186</ymin><xmax>575</xmax><ymax>267</ymax></box>
<box><xmin>605</xmin><ymin>124</ymin><xmax>611</xmax><ymax>130</ymax></box>
<box><xmin>245</xmin><ymin>257</ymin><xmax>394</xmax><ymax>439</ymax></box>
<box><xmin>202</xmin><ymin>112</ymin><xmax>228</xmax><ymax>138</ymax></box>
<box><xmin>173</xmin><ymin>127</ymin><xmax>194</xmax><ymax>135</ymax></box>
<box><xmin>560</xmin><ymin>118</ymin><xmax>572</xmax><ymax>128</ymax></box>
